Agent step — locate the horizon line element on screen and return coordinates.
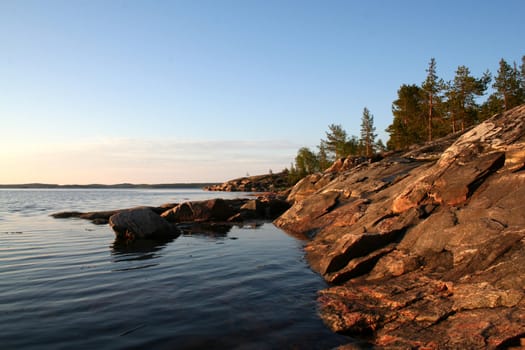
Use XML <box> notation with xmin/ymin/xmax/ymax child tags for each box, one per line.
<box><xmin>0</xmin><ymin>182</ymin><xmax>220</xmax><ymax>189</ymax></box>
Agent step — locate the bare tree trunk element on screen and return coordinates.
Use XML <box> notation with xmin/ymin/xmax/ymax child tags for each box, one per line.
<box><xmin>428</xmin><ymin>93</ymin><xmax>433</xmax><ymax>142</ymax></box>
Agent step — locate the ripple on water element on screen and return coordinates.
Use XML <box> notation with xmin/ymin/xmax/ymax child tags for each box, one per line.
<box><xmin>0</xmin><ymin>189</ymin><xmax>353</xmax><ymax>349</ymax></box>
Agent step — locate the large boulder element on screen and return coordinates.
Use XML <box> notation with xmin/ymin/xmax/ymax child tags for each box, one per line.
<box><xmin>109</xmin><ymin>207</ymin><xmax>179</xmax><ymax>240</ymax></box>
<box><xmin>51</xmin><ymin>205</ymin><xmax>175</xmax><ymax>225</ymax></box>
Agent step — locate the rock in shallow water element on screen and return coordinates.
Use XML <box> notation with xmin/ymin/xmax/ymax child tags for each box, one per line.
<box><xmin>161</xmin><ymin>198</ymin><xmax>236</xmax><ymax>223</ymax></box>
<box><xmin>109</xmin><ymin>207</ymin><xmax>180</xmax><ymax>240</ymax></box>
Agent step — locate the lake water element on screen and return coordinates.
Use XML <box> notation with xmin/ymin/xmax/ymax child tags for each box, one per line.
<box><xmin>0</xmin><ymin>189</ymin><xmax>351</xmax><ymax>349</ymax></box>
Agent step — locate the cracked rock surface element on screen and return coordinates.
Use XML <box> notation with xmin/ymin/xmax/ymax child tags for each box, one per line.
<box><xmin>275</xmin><ymin>105</ymin><xmax>525</xmax><ymax>348</ymax></box>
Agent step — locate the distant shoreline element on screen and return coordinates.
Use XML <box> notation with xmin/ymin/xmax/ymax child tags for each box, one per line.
<box><xmin>0</xmin><ymin>183</ymin><xmax>219</xmax><ymax>189</ymax></box>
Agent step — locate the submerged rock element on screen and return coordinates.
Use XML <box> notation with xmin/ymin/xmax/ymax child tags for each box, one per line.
<box><xmin>275</xmin><ymin>104</ymin><xmax>525</xmax><ymax>347</ymax></box>
<box><xmin>51</xmin><ymin>210</ymin><xmax>120</xmax><ymax>224</ymax></box>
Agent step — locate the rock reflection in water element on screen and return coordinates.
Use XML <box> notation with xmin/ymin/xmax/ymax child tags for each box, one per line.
<box><xmin>111</xmin><ymin>236</ymin><xmax>175</xmax><ymax>264</ymax></box>
<box><xmin>1</xmin><ymin>189</ymin><xmax>353</xmax><ymax>349</ymax></box>
<box><xmin>110</xmin><ymin>221</ymin><xmax>266</xmax><ymax>261</ymax></box>
<box><xmin>177</xmin><ymin>221</ymin><xmax>263</xmax><ymax>238</ymax></box>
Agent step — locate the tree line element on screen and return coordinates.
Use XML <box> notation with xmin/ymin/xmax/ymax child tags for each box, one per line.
<box><xmin>288</xmin><ymin>107</ymin><xmax>383</xmax><ymax>183</ymax></box>
<box><xmin>287</xmin><ymin>55</ymin><xmax>524</xmax><ymax>184</ymax></box>
<box><xmin>387</xmin><ymin>56</ymin><xmax>525</xmax><ymax>150</ymax></box>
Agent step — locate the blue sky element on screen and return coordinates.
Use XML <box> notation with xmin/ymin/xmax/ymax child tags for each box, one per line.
<box><xmin>1</xmin><ymin>0</ymin><xmax>524</xmax><ymax>184</ymax></box>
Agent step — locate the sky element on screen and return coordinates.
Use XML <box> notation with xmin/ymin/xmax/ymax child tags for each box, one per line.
<box><xmin>1</xmin><ymin>0</ymin><xmax>524</xmax><ymax>184</ymax></box>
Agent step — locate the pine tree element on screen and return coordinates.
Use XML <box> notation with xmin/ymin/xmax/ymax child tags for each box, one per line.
<box><xmin>518</xmin><ymin>56</ymin><xmax>525</xmax><ymax>104</ymax></box>
<box><xmin>386</xmin><ymin>84</ymin><xmax>426</xmax><ymax>150</ymax></box>
<box><xmin>375</xmin><ymin>139</ymin><xmax>387</xmax><ymax>153</ymax></box>
<box><xmin>445</xmin><ymin>66</ymin><xmax>490</xmax><ymax>131</ymax></box>
<box><xmin>521</xmin><ymin>56</ymin><xmax>525</xmax><ymax>92</ymax></box>
<box><xmin>294</xmin><ymin>147</ymin><xmax>319</xmax><ymax>177</ymax></box>
<box><xmin>493</xmin><ymin>58</ymin><xmax>523</xmax><ymax>111</ymax></box>
<box><xmin>345</xmin><ymin>136</ymin><xmax>360</xmax><ymax>156</ymax></box>
<box><xmin>321</xmin><ymin>124</ymin><xmax>348</xmax><ymax>160</ymax></box>
<box><xmin>421</xmin><ymin>58</ymin><xmax>446</xmax><ymax>141</ymax></box>
<box><xmin>359</xmin><ymin>107</ymin><xmax>377</xmax><ymax>157</ymax></box>
<box><xmin>317</xmin><ymin>143</ymin><xmax>331</xmax><ymax>171</ymax></box>
<box><xmin>479</xmin><ymin>94</ymin><xmax>502</xmax><ymax>121</ymax></box>
<box><xmin>288</xmin><ymin>163</ymin><xmax>300</xmax><ymax>185</ymax></box>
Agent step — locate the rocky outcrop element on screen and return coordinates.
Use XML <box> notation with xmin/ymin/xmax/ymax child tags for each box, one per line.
<box><xmin>161</xmin><ymin>198</ymin><xmax>236</xmax><ymax>223</ymax></box>
<box><xmin>285</xmin><ymin>172</ymin><xmax>338</xmax><ymax>203</ymax></box>
<box><xmin>324</xmin><ymin>155</ymin><xmax>374</xmax><ymax>173</ymax></box>
<box><xmin>275</xmin><ymin>104</ymin><xmax>525</xmax><ymax>348</ymax></box>
<box><xmin>53</xmin><ymin>196</ymin><xmax>290</xmax><ymax>240</ymax></box>
<box><xmin>204</xmin><ymin>172</ymin><xmax>289</xmax><ymax>192</ymax></box>
<box><xmin>159</xmin><ymin>197</ymin><xmax>290</xmax><ymax>223</ymax></box>
<box><xmin>51</xmin><ymin>204</ymin><xmax>177</xmax><ymax>225</ymax></box>
<box><xmin>51</xmin><ymin>209</ymin><xmax>121</xmax><ymax>225</ymax></box>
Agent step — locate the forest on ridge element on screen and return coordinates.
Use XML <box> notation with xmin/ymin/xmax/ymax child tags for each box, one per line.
<box><xmin>287</xmin><ymin>55</ymin><xmax>525</xmax><ymax>183</ymax></box>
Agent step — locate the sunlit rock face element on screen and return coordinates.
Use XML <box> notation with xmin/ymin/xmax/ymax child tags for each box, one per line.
<box><xmin>204</xmin><ymin>172</ymin><xmax>290</xmax><ymax>192</ymax></box>
<box><xmin>275</xmin><ymin>104</ymin><xmax>525</xmax><ymax>348</ymax></box>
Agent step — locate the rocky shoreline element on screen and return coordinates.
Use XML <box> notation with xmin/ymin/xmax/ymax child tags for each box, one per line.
<box><xmin>52</xmin><ymin>196</ymin><xmax>290</xmax><ymax>241</ymax></box>
<box><xmin>275</xmin><ymin>104</ymin><xmax>525</xmax><ymax>348</ymax></box>
<box><xmin>52</xmin><ymin>104</ymin><xmax>525</xmax><ymax>349</ymax></box>
<box><xmin>204</xmin><ymin>171</ymin><xmax>290</xmax><ymax>192</ymax></box>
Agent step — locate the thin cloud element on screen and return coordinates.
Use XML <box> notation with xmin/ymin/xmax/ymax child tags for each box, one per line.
<box><xmin>1</xmin><ymin>137</ymin><xmax>300</xmax><ymax>184</ymax></box>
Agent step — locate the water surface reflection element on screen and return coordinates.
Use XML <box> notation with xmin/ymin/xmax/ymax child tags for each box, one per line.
<box><xmin>1</xmin><ymin>189</ymin><xmax>353</xmax><ymax>349</ymax></box>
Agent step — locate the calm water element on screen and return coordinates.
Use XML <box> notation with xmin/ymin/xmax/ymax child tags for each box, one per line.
<box><xmin>0</xmin><ymin>189</ymin><xmax>350</xmax><ymax>349</ymax></box>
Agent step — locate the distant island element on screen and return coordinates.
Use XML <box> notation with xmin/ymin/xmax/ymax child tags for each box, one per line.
<box><xmin>0</xmin><ymin>183</ymin><xmax>219</xmax><ymax>189</ymax></box>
